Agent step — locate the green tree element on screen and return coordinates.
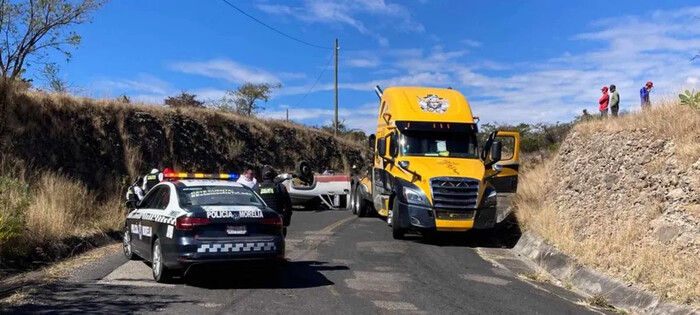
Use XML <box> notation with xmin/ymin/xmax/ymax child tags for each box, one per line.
<box><xmin>0</xmin><ymin>0</ymin><xmax>106</xmax><ymax>80</ymax></box>
<box><xmin>228</xmin><ymin>82</ymin><xmax>281</xmax><ymax>116</ymax></box>
<box><xmin>164</xmin><ymin>91</ymin><xmax>204</xmax><ymax>108</ymax></box>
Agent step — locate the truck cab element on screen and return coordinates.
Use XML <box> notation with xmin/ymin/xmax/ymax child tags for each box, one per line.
<box><xmin>350</xmin><ymin>86</ymin><xmax>520</xmax><ymax>239</ymax></box>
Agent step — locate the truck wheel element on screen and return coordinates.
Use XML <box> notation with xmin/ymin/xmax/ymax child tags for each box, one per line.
<box><xmin>350</xmin><ymin>185</ymin><xmax>358</xmax><ymax>215</ymax></box>
<box><xmin>391</xmin><ymin>198</ymin><xmax>405</xmax><ymax>239</ymax></box>
<box><xmin>123</xmin><ymin>225</ymin><xmax>138</xmax><ymax>260</ymax></box>
<box><xmin>356</xmin><ymin>189</ymin><xmax>368</xmax><ymax>217</ymax></box>
<box><xmin>152</xmin><ymin>238</ymin><xmax>175</xmax><ymax>283</ymax></box>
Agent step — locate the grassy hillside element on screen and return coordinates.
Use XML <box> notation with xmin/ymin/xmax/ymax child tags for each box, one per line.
<box><xmin>3</xmin><ymin>91</ymin><xmax>366</xmax><ymax>192</ymax></box>
<box><xmin>514</xmin><ymin>101</ymin><xmax>700</xmax><ymax>306</ymax></box>
<box><xmin>0</xmin><ymin>89</ymin><xmax>368</xmax><ymax>274</ymax></box>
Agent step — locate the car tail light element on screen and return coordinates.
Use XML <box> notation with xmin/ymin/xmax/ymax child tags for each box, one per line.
<box><xmin>176</xmin><ymin>217</ymin><xmax>210</xmax><ymax>230</ymax></box>
<box><xmin>262</xmin><ymin>217</ymin><xmax>282</xmax><ymax>226</ymax></box>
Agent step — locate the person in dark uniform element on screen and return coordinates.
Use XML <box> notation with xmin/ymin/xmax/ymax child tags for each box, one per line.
<box><xmin>257</xmin><ymin>165</ymin><xmax>292</xmax><ymax>237</ymax></box>
<box><xmin>142</xmin><ymin>168</ymin><xmax>164</xmax><ymax>193</ymax></box>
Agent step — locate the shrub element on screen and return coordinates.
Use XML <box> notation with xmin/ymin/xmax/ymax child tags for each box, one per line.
<box><xmin>679</xmin><ymin>89</ymin><xmax>700</xmax><ymax>110</ymax></box>
<box><xmin>0</xmin><ymin>176</ymin><xmax>30</xmax><ymax>247</ymax></box>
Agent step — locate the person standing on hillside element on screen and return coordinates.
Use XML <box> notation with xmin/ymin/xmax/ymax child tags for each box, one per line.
<box><xmin>237</xmin><ymin>168</ymin><xmax>258</xmax><ymax>190</ymax></box>
<box><xmin>640</xmin><ymin>81</ymin><xmax>653</xmax><ymax>109</ymax></box>
<box><xmin>598</xmin><ymin>86</ymin><xmax>610</xmax><ymax>118</ymax></box>
<box><xmin>609</xmin><ymin>84</ymin><xmax>620</xmax><ymax>117</ymax></box>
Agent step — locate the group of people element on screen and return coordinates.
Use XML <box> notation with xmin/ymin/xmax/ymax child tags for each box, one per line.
<box><xmin>125</xmin><ymin>165</ymin><xmax>292</xmax><ymax>234</ymax></box>
<box><xmin>590</xmin><ymin>81</ymin><xmax>654</xmax><ymax>118</ymax></box>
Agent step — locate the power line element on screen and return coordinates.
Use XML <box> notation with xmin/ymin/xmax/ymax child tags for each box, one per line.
<box><xmin>292</xmin><ymin>51</ymin><xmax>334</xmax><ymax>109</ymax></box>
<box><xmin>220</xmin><ymin>0</ymin><xmax>331</xmax><ymax>50</ymax></box>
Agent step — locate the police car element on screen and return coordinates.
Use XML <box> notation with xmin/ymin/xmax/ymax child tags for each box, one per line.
<box><xmin>123</xmin><ymin>172</ymin><xmax>285</xmax><ymax>283</ymax></box>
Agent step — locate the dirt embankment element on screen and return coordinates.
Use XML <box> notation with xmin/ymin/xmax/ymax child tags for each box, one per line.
<box><xmin>3</xmin><ymin>91</ymin><xmax>367</xmax><ymax>192</ymax></box>
<box><xmin>515</xmin><ymin>103</ymin><xmax>700</xmax><ymax>306</ymax></box>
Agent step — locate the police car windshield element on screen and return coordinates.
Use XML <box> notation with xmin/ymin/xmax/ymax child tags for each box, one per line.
<box><xmin>177</xmin><ymin>186</ymin><xmax>264</xmax><ymax>207</ymax></box>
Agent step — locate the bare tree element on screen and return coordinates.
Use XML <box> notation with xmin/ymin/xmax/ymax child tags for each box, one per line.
<box><xmin>229</xmin><ymin>82</ymin><xmax>281</xmax><ymax>116</ymax></box>
<box><xmin>0</xmin><ymin>0</ymin><xmax>105</xmax><ymax>80</ymax></box>
<box><xmin>39</xmin><ymin>62</ymin><xmax>68</xmax><ymax>92</ymax></box>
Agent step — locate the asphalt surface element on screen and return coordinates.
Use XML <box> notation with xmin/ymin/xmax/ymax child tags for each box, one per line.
<box><xmin>2</xmin><ymin>210</ymin><xmax>606</xmax><ymax>315</ymax></box>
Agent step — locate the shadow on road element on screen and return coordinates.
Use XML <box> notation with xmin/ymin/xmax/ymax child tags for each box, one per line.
<box><xmin>405</xmin><ymin>213</ymin><xmax>523</xmax><ymax>249</ymax></box>
<box><xmin>182</xmin><ymin>260</ymin><xmax>349</xmax><ymax>290</ymax></box>
<box><xmin>1</xmin><ymin>282</ymin><xmax>195</xmax><ymax>314</ymax></box>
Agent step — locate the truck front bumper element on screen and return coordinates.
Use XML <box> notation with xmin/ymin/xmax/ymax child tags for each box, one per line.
<box><xmin>396</xmin><ymin>201</ymin><xmax>497</xmax><ymax>232</ymax></box>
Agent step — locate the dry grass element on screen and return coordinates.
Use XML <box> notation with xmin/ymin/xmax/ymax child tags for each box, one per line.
<box><xmin>514</xmin><ymin>100</ymin><xmax>700</xmax><ymax>305</ymax></box>
<box><xmin>1</xmin><ymin>165</ymin><xmax>123</xmax><ymax>259</ymax></box>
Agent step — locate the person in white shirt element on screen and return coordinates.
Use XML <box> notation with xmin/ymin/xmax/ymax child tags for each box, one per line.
<box><xmin>237</xmin><ymin>168</ymin><xmax>258</xmax><ymax>190</ymax></box>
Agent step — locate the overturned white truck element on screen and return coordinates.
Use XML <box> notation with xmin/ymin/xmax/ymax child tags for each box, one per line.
<box><xmin>276</xmin><ymin>161</ymin><xmax>352</xmax><ymax>210</ymax></box>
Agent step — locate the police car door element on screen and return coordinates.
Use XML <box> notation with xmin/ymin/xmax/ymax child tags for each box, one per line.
<box><xmin>133</xmin><ymin>186</ymin><xmax>167</xmax><ymax>257</ymax></box>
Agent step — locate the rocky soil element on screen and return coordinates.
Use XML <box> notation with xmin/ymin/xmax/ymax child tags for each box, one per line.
<box><xmin>551</xmin><ymin>128</ymin><xmax>700</xmax><ymax>267</ymax></box>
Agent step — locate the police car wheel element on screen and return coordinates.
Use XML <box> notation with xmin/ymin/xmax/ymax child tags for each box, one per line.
<box><xmin>152</xmin><ymin>238</ymin><xmax>175</xmax><ymax>283</ymax></box>
<box><xmin>123</xmin><ymin>226</ymin><xmax>137</xmax><ymax>260</ymax></box>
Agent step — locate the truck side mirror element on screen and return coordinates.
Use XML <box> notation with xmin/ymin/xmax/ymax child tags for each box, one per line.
<box><xmin>377</xmin><ymin>137</ymin><xmax>387</xmax><ymax>157</ymax></box>
<box><xmin>368</xmin><ymin>134</ymin><xmax>376</xmax><ymax>152</ymax></box>
<box><xmin>491</xmin><ymin>141</ymin><xmax>502</xmax><ymax>162</ymax></box>
<box><xmin>388</xmin><ymin>133</ymin><xmax>398</xmax><ymax>158</ymax></box>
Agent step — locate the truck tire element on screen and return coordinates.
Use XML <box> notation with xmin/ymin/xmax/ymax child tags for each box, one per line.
<box><xmin>391</xmin><ymin>197</ymin><xmax>405</xmax><ymax>239</ymax></box>
<box><xmin>295</xmin><ymin>161</ymin><xmax>314</xmax><ymax>184</ymax></box>
<box><xmin>356</xmin><ymin>188</ymin><xmax>368</xmax><ymax>217</ymax></box>
<box><xmin>350</xmin><ymin>185</ymin><xmax>358</xmax><ymax>215</ymax></box>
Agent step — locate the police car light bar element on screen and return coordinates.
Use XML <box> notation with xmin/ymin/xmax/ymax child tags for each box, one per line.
<box><xmin>163</xmin><ymin>172</ymin><xmax>239</xmax><ymax>180</ymax></box>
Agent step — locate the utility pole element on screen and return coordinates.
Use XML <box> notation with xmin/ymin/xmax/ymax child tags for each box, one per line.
<box><xmin>334</xmin><ymin>38</ymin><xmax>339</xmax><ymax>137</ymax></box>
<box><xmin>286</xmin><ymin>108</ymin><xmax>289</xmax><ymax>122</ymax></box>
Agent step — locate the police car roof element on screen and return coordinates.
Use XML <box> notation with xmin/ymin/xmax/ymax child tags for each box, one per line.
<box><xmin>174</xmin><ymin>180</ymin><xmax>245</xmax><ymax>187</ymax></box>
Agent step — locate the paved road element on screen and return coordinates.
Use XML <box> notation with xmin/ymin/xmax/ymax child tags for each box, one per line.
<box><xmin>2</xmin><ymin>210</ymin><xmax>605</xmax><ymax>314</ymax></box>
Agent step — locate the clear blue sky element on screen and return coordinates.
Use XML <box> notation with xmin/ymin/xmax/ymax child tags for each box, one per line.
<box><xmin>31</xmin><ymin>0</ymin><xmax>700</xmax><ymax>133</ymax></box>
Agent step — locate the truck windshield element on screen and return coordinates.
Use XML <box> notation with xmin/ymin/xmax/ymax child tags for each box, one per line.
<box><xmin>401</xmin><ymin>131</ymin><xmax>479</xmax><ymax>158</ymax></box>
<box><xmin>177</xmin><ymin>186</ymin><xmax>265</xmax><ymax>207</ymax></box>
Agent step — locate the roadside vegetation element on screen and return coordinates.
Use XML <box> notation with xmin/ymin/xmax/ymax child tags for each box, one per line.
<box><xmin>0</xmin><ymin>155</ymin><xmax>123</xmax><ymax>276</ymax></box>
<box><xmin>514</xmin><ymin>99</ymin><xmax>700</xmax><ymax>306</ymax></box>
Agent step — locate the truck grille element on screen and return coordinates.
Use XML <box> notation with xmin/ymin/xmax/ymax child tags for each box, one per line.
<box><xmin>430</xmin><ymin>177</ymin><xmax>480</xmax><ymax>213</ymax></box>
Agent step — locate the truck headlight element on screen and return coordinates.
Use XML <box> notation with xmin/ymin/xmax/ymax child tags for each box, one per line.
<box><xmin>403</xmin><ymin>187</ymin><xmax>430</xmax><ymax>206</ymax></box>
<box><xmin>482</xmin><ymin>189</ymin><xmax>497</xmax><ymax>208</ymax></box>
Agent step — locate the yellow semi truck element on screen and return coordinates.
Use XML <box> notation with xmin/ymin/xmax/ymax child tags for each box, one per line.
<box><xmin>350</xmin><ymin>86</ymin><xmax>520</xmax><ymax>239</ymax></box>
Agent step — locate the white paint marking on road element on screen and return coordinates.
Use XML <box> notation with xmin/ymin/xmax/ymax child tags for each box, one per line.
<box><xmin>372</xmin><ymin>300</ymin><xmax>419</xmax><ymax>311</ymax></box>
<box><xmin>461</xmin><ymin>274</ymin><xmax>511</xmax><ymax>286</ymax></box>
<box><xmin>98</xmin><ymin>261</ymin><xmax>174</xmax><ymax>288</ymax></box>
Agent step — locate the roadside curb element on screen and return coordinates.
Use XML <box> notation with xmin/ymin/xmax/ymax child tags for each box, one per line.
<box><xmin>513</xmin><ymin>231</ymin><xmax>699</xmax><ymax>315</ymax></box>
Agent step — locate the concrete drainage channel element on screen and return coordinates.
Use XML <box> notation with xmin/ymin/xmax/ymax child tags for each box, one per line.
<box><xmin>508</xmin><ymin>231</ymin><xmax>698</xmax><ymax>315</ymax></box>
